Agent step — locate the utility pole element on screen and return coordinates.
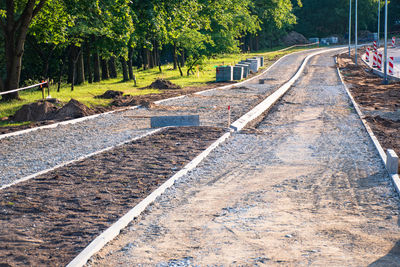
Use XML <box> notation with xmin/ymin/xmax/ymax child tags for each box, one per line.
<box><xmin>349</xmin><ymin>0</ymin><xmax>352</xmax><ymax>57</ymax></box>
<box><xmin>383</xmin><ymin>0</ymin><xmax>388</xmax><ymax>84</ymax></box>
<box><xmin>355</xmin><ymin>0</ymin><xmax>358</xmax><ymax>65</ymax></box>
<box><xmin>378</xmin><ymin>0</ymin><xmax>381</xmax><ymax>47</ymax></box>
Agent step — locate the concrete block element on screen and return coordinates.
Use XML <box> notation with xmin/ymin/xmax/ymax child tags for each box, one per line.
<box><xmin>386</xmin><ymin>149</ymin><xmax>399</xmax><ymax>174</ymax></box>
<box><xmin>216</xmin><ymin>66</ymin><xmax>233</xmax><ymax>82</ymax></box>
<box><xmin>236</xmin><ymin>64</ymin><xmax>250</xmax><ymax>78</ymax></box>
<box><xmin>233</xmin><ymin>66</ymin><xmax>244</xmax><ymax>80</ymax></box>
<box><xmin>242</xmin><ymin>59</ymin><xmax>258</xmax><ymax>72</ymax></box>
<box><xmin>252</xmin><ymin>57</ymin><xmax>261</xmax><ymax>68</ymax></box>
<box><xmin>259</xmin><ymin>56</ymin><xmax>264</xmax><ymax>67</ymax></box>
<box><xmin>151</xmin><ymin>115</ymin><xmax>200</xmax><ymax>128</ymax></box>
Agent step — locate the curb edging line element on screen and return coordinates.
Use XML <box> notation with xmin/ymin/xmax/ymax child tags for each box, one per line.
<box><xmin>0</xmin><ymin>128</ymin><xmax>164</xmax><ymax>191</ymax></box>
<box><xmin>335</xmin><ymin>54</ymin><xmax>400</xmax><ymax>195</ymax></box>
<box><xmin>231</xmin><ymin>47</ymin><xmax>345</xmax><ymax>132</ymax></box>
<box><xmin>66</xmin><ymin>132</ymin><xmax>231</xmax><ymax>267</ymax></box>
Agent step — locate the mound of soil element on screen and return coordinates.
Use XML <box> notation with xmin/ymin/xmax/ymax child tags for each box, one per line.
<box><xmin>11</xmin><ymin>101</ymin><xmax>59</xmax><ymax>122</ymax></box>
<box><xmin>147</xmin><ymin>78</ymin><xmax>181</xmax><ymax>90</ymax></box>
<box><xmin>110</xmin><ymin>95</ymin><xmax>138</xmax><ymax>107</ymax></box>
<box><xmin>95</xmin><ymin>90</ymin><xmax>124</xmax><ymax>99</ymax></box>
<box><xmin>50</xmin><ymin>99</ymin><xmax>95</xmax><ymax>120</ymax></box>
<box><xmin>282</xmin><ymin>31</ymin><xmax>308</xmax><ymax>46</ymax></box>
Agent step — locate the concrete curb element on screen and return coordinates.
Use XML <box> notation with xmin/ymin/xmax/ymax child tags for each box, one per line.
<box><xmin>194</xmin><ymin>47</ymin><xmax>325</xmax><ymax>96</ymax></box>
<box><xmin>66</xmin><ymin>46</ymin><xmax>337</xmax><ymax>267</ymax></box>
<box><xmin>231</xmin><ymin>47</ymin><xmax>345</xmax><ymax>132</ymax></box>
<box><xmin>0</xmin><ymin>46</ymin><xmax>320</xmax><ymax>141</ymax></box>
<box><xmin>0</xmin><ymin>128</ymin><xmax>164</xmax><ymax>191</ymax></box>
<box><xmin>66</xmin><ymin>131</ymin><xmax>231</xmax><ymax>267</ymax></box>
<box><xmin>335</xmin><ymin>54</ymin><xmax>400</xmax><ymax>196</ymax></box>
<box><xmin>0</xmin><ymin>105</ymin><xmax>140</xmax><ymax>140</ymax></box>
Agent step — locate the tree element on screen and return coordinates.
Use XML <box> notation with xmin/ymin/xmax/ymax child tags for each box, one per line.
<box><xmin>0</xmin><ymin>0</ymin><xmax>47</xmax><ymax>100</ymax></box>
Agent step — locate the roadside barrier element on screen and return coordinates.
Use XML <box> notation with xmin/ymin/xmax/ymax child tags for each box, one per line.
<box><xmin>372</xmin><ymin>51</ymin><xmax>378</xmax><ymax>68</ymax></box>
<box><xmin>373</xmin><ymin>41</ymin><xmax>377</xmax><ymax>51</ymax></box>
<box><xmin>389</xmin><ymin>56</ymin><xmax>394</xmax><ymax>75</ymax></box>
<box><xmin>392</xmin><ymin>37</ymin><xmax>396</xmax><ymax>48</ymax></box>
<box><xmin>0</xmin><ymin>81</ymin><xmax>48</xmax><ymax>98</ymax></box>
<box><xmin>365</xmin><ymin>47</ymin><xmax>370</xmax><ymax>62</ymax></box>
<box><xmin>377</xmin><ymin>52</ymin><xmax>383</xmax><ymax>70</ymax></box>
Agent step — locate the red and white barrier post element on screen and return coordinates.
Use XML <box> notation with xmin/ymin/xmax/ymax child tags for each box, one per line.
<box><xmin>373</xmin><ymin>41</ymin><xmax>377</xmax><ymax>51</ymax></box>
<box><xmin>378</xmin><ymin>52</ymin><xmax>383</xmax><ymax>70</ymax></box>
<box><xmin>366</xmin><ymin>47</ymin><xmax>370</xmax><ymax>62</ymax></box>
<box><xmin>392</xmin><ymin>37</ymin><xmax>396</xmax><ymax>48</ymax></box>
<box><xmin>388</xmin><ymin>56</ymin><xmax>394</xmax><ymax>75</ymax></box>
<box><xmin>372</xmin><ymin>51</ymin><xmax>378</xmax><ymax>68</ymax></box>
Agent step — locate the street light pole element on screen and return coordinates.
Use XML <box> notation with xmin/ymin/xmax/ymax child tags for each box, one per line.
<box><xmin>349</xmin><ymin>0</ymin><xmax>352</xmax><ymax>57</ymax></box>
<box><xmin>355</xmin><ymin>0</ymin><xmax>358</xmax><ymax>65</ymax></box>
<box><xmin>383</xmin><ymin>0</ymin><xmax>388</xmax><ymax>84</ymax></box>
<box><xmin>378</xmin><ymin>0</ymin><xmax>381</xmax><ymax>47</ymax></box>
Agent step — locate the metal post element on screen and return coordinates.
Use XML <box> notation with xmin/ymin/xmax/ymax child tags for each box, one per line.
<box><xmin>355</xmin><ymin>0</ymin><xmax>358</xmax><ymax>65</ymax></box>
<box><xmin>349</xmin><ymin>0</ymin><xmax>352</xmax><ymax>57</ymax></box>
<box><xmin>384</xmin><ymin>0</ymin><xmax>388</xmax><ymax>84</ymax></box>
<box><xmin>378</xmin><ymin>0</ymin><xmax>381</xmax><ymax>47</ymax></box>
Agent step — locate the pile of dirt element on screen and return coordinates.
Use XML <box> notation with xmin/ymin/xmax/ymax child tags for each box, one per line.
<box><xmin>281</xmin><ymin>31</ymin><xmax>308</xmax><ymax>46</ymax></box>
<box><xmin>95</xmin><ymin>90</ymin><xmax>124</xmax><ymax>99</ymax></box>
<box><xmin>147</xmin><ymin>78</ymin><xmax>181</xmax><ymax>90</ymax></box>
<box><xmin>11</xmin><ymin>100</ymin><xmax>59</xmax><ymax>122</ymax></box>
<box><xmin>110</xmin><ymin>95</ymin><xmax>138</xmax><ymax>107</ymax></box>
<box><xmin>50</xmin><ymin>99</ymin><xmax>95</xmax><ymax>120</ymax></box>
<box><xmin>11</xmin><ymin>99</ymin><xmax>95</xmax><ymax>122</ymax></box>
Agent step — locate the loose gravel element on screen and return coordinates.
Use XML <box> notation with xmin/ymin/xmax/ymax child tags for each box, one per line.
<box><xmin>87</xmin><ymin>50</ymin><xmax>400</xmax><ymax>266</ymax></box>
<box><xmin>0</xmin><ymin>49</ymin><xmax>319</xmax><ymax>187</ymax></box>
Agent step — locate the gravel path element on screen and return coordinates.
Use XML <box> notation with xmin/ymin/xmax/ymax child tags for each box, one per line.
<box><xmin>87</xmin><ymin>50</ymin><xmax>400</xmax><ymax>266</ymax></box>
<box><xmin>0</xmin><ymin>49</ymin><xmax>318</xmax><ymax>187</ymax></box>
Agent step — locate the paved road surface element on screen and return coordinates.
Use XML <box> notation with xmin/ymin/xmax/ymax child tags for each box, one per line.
<box><xmin>88</xmin><ymin>49</ymin><xmax>400</xmax><ymax>266</ymax></box>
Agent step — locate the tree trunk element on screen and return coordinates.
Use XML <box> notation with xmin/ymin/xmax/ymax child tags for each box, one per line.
<box><xmin>2</xmin><ymin>0</ymin><xmax>47</xmax><ymax>101</ymax></box>
<box><xmin>76</xmin><ymin>48</ymin><xmax>85</xmax><ymax>85</ymax></box>
<box><xmin>67</xmin><ymin>45</ymin><xmax>74</xmax><ymax>84</ymax></box>
<box><xmin>180</xmin><ymin>49</ymin><xmax>185</xmax><ymax>67</ymax></box>
<box><xmin>120</xmin><ymin>57</ymin><xmax>129</xmax><ymax>82</ymax></box>
<box><xmin>128</xmin><ymin>47</ymin><xmax>134</xmax><ymax>80</ymax></box>
<box><xmin>101</xmin><ymin>58</ymin><xmax>109</xmax><ymax>80</ymax></box>
<box><xmin>177</xmin><ymin>55</ymin><xmax>183</xmax><ymax>77</ymax></box>
<box><xmin>173</xmin><ymin>43</ymin><xmax>178</xmax><ymax>70</ymax></box>
<box><xmin>108</xmin><ymin>56</ymin><xmax>117</xmax><ymax>78</ymax></box>
<box><xmin>93</xmin><ymin>52</ymin><xmax>100</xmax><ymax>82</ymax></box>
<box><xmin>84</xmin><ymin>42</ymin><xmax>92</xmax><ymax>83</ymax></box>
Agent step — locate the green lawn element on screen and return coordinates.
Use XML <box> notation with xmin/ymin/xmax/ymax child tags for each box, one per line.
<box><xmin>0</xmin><ymin>45</ymin><xmax>318</xmax><ymax>124</ymax></box>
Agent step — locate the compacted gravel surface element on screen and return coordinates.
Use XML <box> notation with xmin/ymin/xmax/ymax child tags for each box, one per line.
<box><xmin>88</xmin><ymin>50</ymin><xmax>400</xmax><ymax>266</ymax></box>
<box><xmin>0</xmin><ymin>127</ymin><xmax>224</xmax><ymax>267</ymax></box>
<box><xmin>0</xmin><ymin>49</ymin><xmax>319</xmax><ymax>187</ymax></box>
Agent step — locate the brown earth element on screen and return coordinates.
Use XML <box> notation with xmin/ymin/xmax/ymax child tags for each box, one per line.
<box><xmin>337</xmin><ymin>52</ymin><xmax>400</xmax><ymax>158</ymax></box>
<box><xmin>0</xmin><ymin>126</ymin><xmax>225</xmax><ymax>267</ymax></box>
<box><xmin>281</xmin><ymin>31</ymin><xmax>308</xmax><ymax>46</ymax></box>
<box><xmin>146</xmin><ymin>78</ymin><xmax>181</xmax><ymax>90</ymax></box>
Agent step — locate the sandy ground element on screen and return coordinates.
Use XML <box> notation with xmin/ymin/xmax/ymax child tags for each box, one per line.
<box><xmin>88</xmin><ymin>50</ymin><xmax>400</xmax><ymax>266</ymax></box>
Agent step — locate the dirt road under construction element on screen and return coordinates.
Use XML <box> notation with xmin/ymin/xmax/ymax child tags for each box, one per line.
<box><xmin>89</xmin><ymin>50</ymin><xmax>400</xmax><ymax>266</ymax></box>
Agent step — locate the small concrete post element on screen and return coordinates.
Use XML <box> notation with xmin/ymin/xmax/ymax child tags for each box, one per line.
<box><xmin>386</xmin><ymin>149</ymin><xmax>399</xmax><ymax>174</ymax></box>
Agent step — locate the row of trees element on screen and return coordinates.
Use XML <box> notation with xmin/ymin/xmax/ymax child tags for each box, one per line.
<box><xmin>292</xmin><ymin>0</ymin><xmax>398</xmax><ymax>38</ymax></box>
<box><xmin>0</xmin><ymin>0</ymin><xmax>299</xmax><ymax>101</ymax></box>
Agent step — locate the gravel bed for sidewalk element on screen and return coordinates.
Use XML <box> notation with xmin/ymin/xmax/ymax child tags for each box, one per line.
<box><xmin>0</xmin><ymin>49</ymin><xmax>318</xmax><ymax>187</ymax></box>
<box><xmin>0</xmin><ymin>127</ymin><xmax>224</xmax><ymax>267</ymax></box>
